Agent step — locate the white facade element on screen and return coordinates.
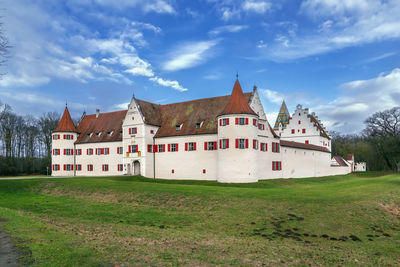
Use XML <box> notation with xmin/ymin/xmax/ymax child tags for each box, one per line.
<box><xmin>52</xmin><ymin>82</ymin><xmax>354</xmax><ymax>182</ymax></box>
<box><xmin>355</xmin><ymin>162</ymin><xmax>367</xmax><ymax>172</ymax></box>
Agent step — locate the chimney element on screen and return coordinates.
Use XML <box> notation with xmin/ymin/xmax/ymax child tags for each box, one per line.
<box><xmin>96</xmin><ymin>109</ymin><xmax>100</xmax><ymax>118</ymax></box>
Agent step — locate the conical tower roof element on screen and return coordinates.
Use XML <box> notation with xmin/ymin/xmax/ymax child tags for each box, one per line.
<box><xmin>54</xmin><ymin>106</ymin><xmax>77</xmax><ymax>132</ymax></box>
<box><xmin>273</xmin><ymin>100</ymin><xmax>290</xmax><ymax>130</ymax></box>
<box><xmin>219</xmin><ymin>80</ymin><xmax>257</xmax><ymax>116</ymax></box>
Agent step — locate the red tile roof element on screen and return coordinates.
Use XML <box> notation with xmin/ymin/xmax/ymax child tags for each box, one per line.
<box><xmin>153</xmin><ymin>93</ymin><xmax>252</xmax><ymax>138</ymax></box>
<box><xmin>219</xmin><ymin>80</ymin><xmax>257</xmax><ymax>116</ymax></box>
<box><xmin>280</xmin><ymin>140</ymin><xmax>330</xmax><ymax>153</ymax></box>
<box><xmin>75</xmin><ymin>110</ymin><xmax>127</xmax><ymax>144</ymax></box>
<box><xmin>54</xmin><ymin>107</ymin><xmax>77</xmax><ymax>133</ymax></box>
<box><xmin>332</xmin><ymin>156</ymin><xmax>348</xmax><ymax>167</ymax></box>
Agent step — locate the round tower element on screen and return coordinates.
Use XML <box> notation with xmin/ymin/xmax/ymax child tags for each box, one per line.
<box><xmin>52</xmin><ymin>106</ymin><xmax>78</xmax><ymax>177</ymax></box>
<box><xmin>217</xmin><ymin>79</ymin><xmax>259</xmax><ymax>183</ymax></box>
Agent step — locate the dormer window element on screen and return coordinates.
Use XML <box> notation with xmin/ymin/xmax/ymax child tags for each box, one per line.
<box><xmin>107</xmin><ymin>131</ymin><xmax>113</xmax><ymax>136</ymax></box>
<box><xmin>119</xmin><ymin>131</ymin><xmax>123</xmax><ymax>136</ymax></box>
<box><xmin>196</xmin><ymin>121</ymin><xmax>203</xmax><ymax>129</ymax></box>
<box><xmin>96</xmin><ymin>132</ymin><xmax>101</xmax><ymax>137</ymax></box>
<box><xmin>176</xmin><ymin>124</ymin><xmax>182</xmax><ymax>131</ymax></box>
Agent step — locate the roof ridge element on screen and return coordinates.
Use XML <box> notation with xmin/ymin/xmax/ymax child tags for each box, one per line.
<box><xmin>219</xmin><ymin>80</ymin><xmax>257</xmax><ymax>116</ymax></box>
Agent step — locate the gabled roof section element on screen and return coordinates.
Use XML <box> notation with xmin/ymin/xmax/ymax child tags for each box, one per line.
<box><xmin>219</xmin><ymin>80</ymin><xmax>257</xmax><ymax>116</ymax></box>
<box><xmin>54</xmin><ymin>107</ymin><xmax>77</xmax><ymax>133</ymax></box>
<box><xmin>136</xmin><ymin>99</ymin><xmax>161</xmax><ymax>126</ymax></box>
<box><xmin>280</xmin><ymin>140</ymin><xmax>330</xmax><ymax>153</ymax></box>
<box><xmin>332</xmin><ymin>156</ymin><xmax>348</xmax><ymax>167</ymax></box>
<box><xmin>75</xmin><ymin>110</ymin><xmax>127</xmax><ymax>144</ymax></box>
<box><xmin>308</xmin><ymin>114</ymin><xmax>331</xmax><ymax>140</ymax></box>
<box><xmin>273</xmin><ymin>100</ymin><xmax>290</xmax><ymax>130</ymax></box>
<box><xmin>154</xmin><ymin>93</ymin><xmax>252</xmax><ymax>138</ymax></box>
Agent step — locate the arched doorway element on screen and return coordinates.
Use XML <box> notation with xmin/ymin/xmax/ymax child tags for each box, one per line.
<box><xmin>133</xmin><ymin>161</ymin><xmax>140</xmax><ymax>176</ymax></box>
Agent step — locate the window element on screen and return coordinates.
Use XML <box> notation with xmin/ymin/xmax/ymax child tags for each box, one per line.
<box><xmin>129</xmin><ymin>127</ymin><xmax>137</xmax><ymax>135</ymax></box>
<box><xmin>253</xmin><ymin>139</ymin><xmax>258</xmax><ymax>150</ymax></box>
<box><xmin>272</xmin><ymin>161</ymin><xmax>282</xmax><ymax>171</ymax></box>
<box><xmin>104</xmin><ymin>148</ymin><xmax>109</xmax><ymax>155</ymax></box>
<box><xmin>204</xmin><ymin>141</ymin><xmax>217</xmax><ymax>151</ymax></box>
<box><xmin>52</xmin><ymin>164</ymin><xmax>60</xmax><ymax>171</ymax></box>
<box><xmin>147</xmin><ymin>144</ymin><xmax>153</xmax><ymax>153</ymax></box>
<box><xmin>117</xmin><ymin>164</ymin><xmax>123</xmax><ymax>171</ymax></box>
<box><xmin>236</xmin><ymin>117</ymin><xmax>248</xmax><ymax>125</ymax></box>
<box><xmin>64</xmin><ymin>164</ymin><xmax>73</xmax><ymax>171</ymax></box>
<box><xmin>272</xmin><ymin>142</ymin><xmax>280</xmax><ymax>153</ymax></box>
<box><xmin>76</xmin><ymin>164</ymin><xmax>82</xmax><ymax>171</ymax></box>
<box><xmin>52</xmin><ymin>134</ymin><xmax>60</xmax><ymax>140</ymax></box>
<box><xmin>298</xmin><ymin>120</ymin><xmax>301</xmax><ymax>124</ymax></box>
<box><xmin>260</xmin><ymin>143</ymin><xmax>267</xmax><ymax>152</ymax></box>
<box><xmin>102</xmin><ymin>164</ymin><xmax>109</xmax><ymax>172</ymax></box>
<box><xmin>169</xmin><ymin>143</ymin><xmax>178</xmax><ymax>152</ymax></box>
<box><xmin>52</xmin><ymin>149</ymin><xmax>60</xmax><ymax>156</ymax></box>
<box><xmin>87</xmin><ymin>164</ymin><xmax>93</xmax><ymax>171</ymax></box>
<box><xmin>64</xmin><ymin>149</ymin><xmax>73</xmax><ymax>155</ymax></box>
<box><xmin>171</xmin><ymin>169</ymin><xmax>175</xmax><ymax>174</ymax></box>
<box><xmin>185</xmin><ymin>142</ymin><xmax>196</xmax><ymax>151</ymax></box>
<box><xmin>253</xmin><ymin>119</ymin><xmax>257</xmax><ymax>126</ymax></box>
<box><xmin>236</xmin><ymin>138</ymin><xmax>248</xmax><ymax>149</ymax></box>
<box><xmin>305</xmin><ymin>140</ymin><xmax>309</xmax><ymax>144</ymax></box>
<box><xmin>119</xmin><ymin>131</ymin><xmax>123</xmax><ymax>136</ymax></box>
<box><xmin>87</xmin><ymin>148</ymin><xmax>93</xmax><ymax>155</ymax></box>
<box><xmin>75</xmin><ymin>149</ymin><xmax>82</xmax><ymax>155</ymax></box>
<box><xmin>117</xmin><ymin>147</ymin><xmax>123</xmax><ymax>154</ymax></box>
<box><xmin>302</xmin><ymin>129</ymin><xmax>306</xmax><ymax>134</ymax></box>
<box><xmin>107</xmin><ymin>131</ymin><xmax>113</xmax><ymax>136</ymax></box>
<box><xmin>291</xmin><ymin>129</ymin><xmax>295</xmax><ymax>134</ymax></box>
<box><xmin>196</xmin><ymin>122</ymin><xmax>202</xmax><ymax>129</ymax></box>
<box><xmin>158</xmin><ymin>144</ymin><xmax>165</xmax><ymax>152</ymax></box>
<box><xmin>176</xmin><ymin>125</ymin><xmax>182</xmax><ymax>131</ymax></box>
<box><xmin>129</xmin><ymin>145</ymin><xmax>138</xmax><ymax>153</ymax></box>
<box><xmin>96</xmin><ymin>132</ymin><xmax>101</xmax><ymax>137</ymax></box>
<box><xmin>219</xmin><ymin>139</ymin><xmax>229</xmax><ymax>149</ymax></box>
<box><xmin>220</xmin><ymin>118</ymin><xmax>229</xmax><ymax>126</ymax></box>
<box><xmin>64</xmin><ymin>134</ymin><xmax>73</xmax><ymax>140</ymax></box>
<box><xmin>203</xmin><ymin>169</ymin><xmax>206</xmax><ymax>174</ymax></box>
<box><xmin>258</xmin><ymin>123</ymin><xmax>265</xmax><ymax>130</ymax></box>
<box><xmin>150</xmin><ymin>130</ymin><xmax>154</xmax><ymax>134</ymax></box>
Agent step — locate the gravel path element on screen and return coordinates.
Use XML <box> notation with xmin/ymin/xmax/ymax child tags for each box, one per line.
<box><xmin>0</xmin><ymin>226</ymin><xmax>19</xmax><ymax>267</ymax></box>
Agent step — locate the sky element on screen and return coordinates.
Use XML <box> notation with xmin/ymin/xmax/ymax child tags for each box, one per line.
<box><xmin>0</xmin><ymin>0</ymin><xmax>399</xmax><ymax>134</ymax></box>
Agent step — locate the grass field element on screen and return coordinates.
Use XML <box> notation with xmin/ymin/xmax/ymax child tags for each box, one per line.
<box><xmin>0</xmin><ymin>172</ymin><xmax>399</xmax><ymax>266</ymax></box>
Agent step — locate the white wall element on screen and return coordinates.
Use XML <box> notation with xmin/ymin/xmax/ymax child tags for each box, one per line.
<box><xmin>51</xmin><ymin>132</ymin><xmax>78</xmax><ymax>177</ymax></box>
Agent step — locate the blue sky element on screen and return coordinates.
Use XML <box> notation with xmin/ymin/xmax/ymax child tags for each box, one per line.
<box><xmin>1</xmin><ymin>0</ymin><xmax>399</xmax><ymax>133</ymax></box>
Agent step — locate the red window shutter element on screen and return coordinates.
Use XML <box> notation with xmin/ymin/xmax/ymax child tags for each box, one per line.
<box><xmin>235</xmin><ymin>118</ymin><xmax>239</xmax><ymax>125</ymax></box>
<box><xmin>219</xmin><ymin>119</ymin><xmax>222</xmax><ymax>126</ymax></box>
<box><xmin>153</xmin><ymin>145</ymin><xmax>158</xmax><ymax>152</ymax></box>
<box><xmin>64</xmin><ymin>164</ymin><xmax>66</xmax><ymax>171</ymax></box>
<box><xmin>204</xmin><ymin>142</ymin><xmax>207</xmax><ymax>150</ymax></box>
<box><xmin>71</xmin><ymin>149</ymin><xmax>74</xmax><ymax>155</ymax></box>
<box><xmin>302</xmin><ymin>129</ymin><xmax>306</xmax><ymax>133</ymax></box>
<box><xmin>176</xmin><ymin>144</ymin><xmax>179</xmax><ymax>151</ymax></box>
<box><xmin>135</xmin><ymin>128</ymin><xmax>137</xmax><ymax>134</ymax></box>
<box><xmin>63</xmin><ymin>149</ymin><xmax>66</xmax><ymax>155</ymax></box>
<box><xmin>272</xmin><ymin>162</ymin><xmax>275</xmax><ymax>171</ymax></box>
<box><xmin>163</xmin><ymin>144</ymin><xmax>165</xmax><ymax>152</ymax></box>
<box><xmin>87</xmin><ymin>149</ymin><xmax>89</xmax><ymax>155</ymax></box>
<box><xmin>71</xmin><ymin>135</ymin><xmax>74</xmax><ymax>140</ymax></box>
<box><xmin>213</xmin><ymin>141</ymin><xmax>217</xmax><ymax>150</ymax></box>
<box><xmin>226</xmin><ymin>118</ymin><xmax>229</xmax><ymax>125</ymax></box>
<box><xmin>52</xmin><ymin>149</ymin><xmax>54</xmax><ymax>155</ymax></box>
<box><xmin>279</xmin><ymin>162</ymin><xmax>282</xmax><ymax>170</ymax></box>
<box><xmin>71</xmin><ymin>165</ymin><xmax>74</xmax><ymax>171</ymax></box>
<box><xmin>185</xmin><ymin>143</ymin><xmax>188</xmax><ymax>151</ymax></box>
<box><xmin>291</xmin><ymin>129</ymin><xmax>295</xmax><ymax>134</ymax></box>
<box><xmin>194</xmin><ymin>142</ymin><xmax>196</xmax><ymax>150</ymax></box>
<box><xmin>117</xmin><ymin>147</ymin><xmax>120</xmax><ymax>154</ymax></box>
<box><xmin>298</xmin><ymin>120</ymin><xmax>301</xmax><ymax>124</ymax></box>
<box><xmin>147</xmin><ymin>145</ymin><xmax>150</xmax><ymax>152</ymax></box>
<box><xmin>245</xmin><ymin>118</ymin><xmax>249</xmax><ymax>125</ymax></box>
<box><xmin>263</xmin><ymin>125</ymin><xmax>265</xmax><ymax>130</ymax></box>
<box><xmin>245</xmin><ymin>139</ymin><xmax>249</xmax><ymax>148</ymax></box>
<box><xmin>266</xmin><ymin>143</ymin><xmax>268</xmax><ymax>151</ymax></box>
<box><xmin>128</xmin><ymin>146</ymin><xmax>131</xmax><ymax>153</ymax></box>
<box><xmin>168</xmin><ymin>144</ymin><xmax>171</xmax><ymax>152</ymax></box>
<box><xmin>172</xmin><ymin>169</ymin><xmax>174</xmax><ymax>174</ymax></box>
<box><xmin>235</xmin><ymin>139</ymin><xmax>238</xmax><ymax>148</ymax></box>
<box><xmin>203</xmin><ymin>169</ymin><xmax>206</xmax><ymax>174</ymax></box>
<box><xmin>129</xmin><ymin>128</ymin><xmax>131</xmax><ymax>134</ymax></box>
<box><xmin>253</xmin><ymin>139</ymin><xmax>256</xmax><ymax>149</ymax></box>
<box><xmin>219</xmin><ymin>139</ymin><xmax>222</xmax><ymax>149</ymax></box>
<box><xmin>226</xmin><ymin>139</ymin><xmax>229</xmax><ymax>148</ymax></box>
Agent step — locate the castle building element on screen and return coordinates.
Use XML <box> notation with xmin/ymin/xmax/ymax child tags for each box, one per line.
<box><xmin>51</xmin><ymin>79</ymin><xmax>352</xmax><ymax>182</ymax></box>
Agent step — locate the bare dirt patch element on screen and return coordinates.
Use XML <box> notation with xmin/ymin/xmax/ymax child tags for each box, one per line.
<box><xmin>379</xmin><ymin>203</ymin><xmax>400</xmax><ymax>217</ymax></box>
<box><xmin>0</xmin><ymin>227</ymin><xmax>19</xmax><ymax>267</ymax></box>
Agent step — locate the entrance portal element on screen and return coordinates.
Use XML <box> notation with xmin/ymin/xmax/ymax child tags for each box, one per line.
<box><xmin>133</xmin><ymin>161</ymin><xmax>140</xmax><ymax>176</ymax></box>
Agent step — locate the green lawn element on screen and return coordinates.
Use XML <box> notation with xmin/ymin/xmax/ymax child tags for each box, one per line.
<box><xmin>0</xmin><ymin>172</ymin><xmax>399</xmax><ymax>266</ymax></box>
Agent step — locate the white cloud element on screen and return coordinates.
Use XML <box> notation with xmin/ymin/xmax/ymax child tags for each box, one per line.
<box><xmin>209</xmin><ymin>25</ymin><xmax>248</xmax><ymax>36</ymax></box>
<box><xmin>313</xmin><ymin>68</ymin><xmax>400</xmax><ymax>133</ymax></box>
<box><xmin>150</xmin><ymin>76</ymin><xmax>188</xmax><ymax>92</ymax></box>
<box><xmin>203</xmin><ymin>73</ymin><xmax>222</xmax><ymax>80</ymax></box>
<box><xmin>364</xmin><ymin>52</ymin><xmax>397</xmax><ymax>63</ymax></box>
<box><xmin>72</xmin><ymin>0</ymin><xmax>176</xmax><ymax>14</ymax></box>
<box><xmin>113</xmin><ymin>102</ymin><xmax>130</xmax><ymax>110</ymax></box>
<box><xmin>131</xmin><ymin>21</ymin><xmax>162</xmax><ymax>34</ymax></box>
<box><xmin>259</xmin><ymin>88</ymin><xmax>284</xmax><ymax>104</ymax></box>
<box><xmin>261</xmin><ymin>0</ymin><xmax>400</xmax><ymax>61</ymax></box>
<box><xmin>162</xmin><ymin>40</ymin><xmax>219</xmax><ymax>71</ymax></box>
<box><xmin>242</xmin><ymin>0</ymin><xmax>271</xmax><ymax>14</ymax></box>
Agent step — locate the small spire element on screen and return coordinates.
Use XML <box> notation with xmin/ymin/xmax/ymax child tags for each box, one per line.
<box><xmin>236</xmin><ymin>72</ymin><xmax>239</xmax><ymax>80</ymax></box>
<box><xmin>65</xmin><ymin>101</ymin><xmax>68</xmax><ymax>108</ymax></box>
<box><xmin>253</xmin><ymin>85</ymin><xmax>257</xmax><ymax>91</ymax></box>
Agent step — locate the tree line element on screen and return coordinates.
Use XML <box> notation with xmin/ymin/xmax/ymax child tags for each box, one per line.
<box><xmin>0</xmin><ymin>102</ymin><xmax>59</xmax><ymax>175</ymax></box>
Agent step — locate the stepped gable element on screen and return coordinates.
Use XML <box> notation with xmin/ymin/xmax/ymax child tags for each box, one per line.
<box><xmin>273</xmin><ymin>100</ymin><xmax>290</xmax><ymax>130</ymax></box>
<box><xmin>75</xmin><ymin>110</ymin><xmax>127</xmax><ymax>144</ymax></box>
<box><xmin>308</xmin><ymin>114</ymin><xmax>330</xmax><ymax>140</ymax></box>
<box><xmin>219</xmin><ymin>79</ymin><xmax>257</xmax><ymax>116</ymax></box>
<box><xmin>154</xmin><ymin>93</ymin><xmax>252</xmax><ymax>138</ymax></box>
<box><xmin>280</xmin><ymin>140</ymin><xmax>330</xmax><ymax>153</ymax></box>
<box><xmin>54</xmin><ymin>107</ymin><xmax>77</xmax><ymax>133</ymax></box>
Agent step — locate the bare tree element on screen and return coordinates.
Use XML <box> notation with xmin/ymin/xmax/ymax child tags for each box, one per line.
<box><xmin>38</xmin><ymin>112</ymin><xmax>60</xmax><ymax>158</ymax></box>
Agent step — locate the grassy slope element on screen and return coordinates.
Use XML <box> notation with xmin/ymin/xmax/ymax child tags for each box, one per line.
<box><xmin>0</xmin><ymin>173</ymin><xmax>399</xmax><ymax>266</ymax></box>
